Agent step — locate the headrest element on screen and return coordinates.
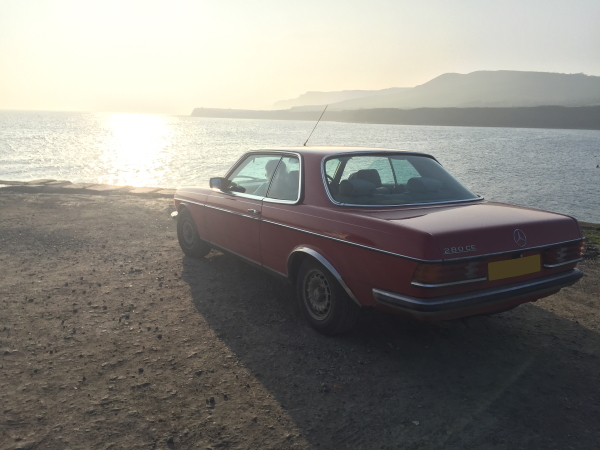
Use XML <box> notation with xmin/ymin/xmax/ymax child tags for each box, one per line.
<box><xmin>287</xmin><ymin>170</ymin><xmax>299</xmax><ymax>182</ymax></box>
<box><xmin>339</xmin><ymin>179</ymin><xmax>376</xmax><ymax>196</ymax></box>
<box><xmin>349</xmin><ymin>169</ymin><xmax>382</xmax><ymax>188</ymax></box>
<box><xmin>406</xmin><ymin>177</ymin><xmax>442</xmax><ymax>193</ymax></box>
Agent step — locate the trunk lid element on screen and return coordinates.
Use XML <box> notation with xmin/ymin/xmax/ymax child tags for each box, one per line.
<box><xmin>363</xmin><ymin>201</ymin><xmax>581</xmax><ymax>260</ymax></box>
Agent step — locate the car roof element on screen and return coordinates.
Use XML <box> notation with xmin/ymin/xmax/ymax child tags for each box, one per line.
<box><xmin>248</xmin><ymin>146</ymin><xmax>433</xmax><ymax>158</ymax></box>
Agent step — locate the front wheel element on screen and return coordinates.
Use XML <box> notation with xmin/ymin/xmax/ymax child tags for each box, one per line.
<box><xmin>296</xmin><ymin>259</ymin><xmax>360</xmax><ymax>335</ymax></box>
<box><xmin>177</xmin><ymin>209</ymin><xmax>210</xmax><ymax>258</ymax></box>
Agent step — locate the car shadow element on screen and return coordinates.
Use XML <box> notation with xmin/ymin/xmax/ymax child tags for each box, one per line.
<box><xmin>182</xmin><ymin>252</ymin><xmax>600</xmax><ymax>449</ymax></box>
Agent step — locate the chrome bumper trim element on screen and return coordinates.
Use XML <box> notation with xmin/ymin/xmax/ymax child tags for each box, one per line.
<box><xmin>373</xmin><ymin>269</ymin><xmax>583</xmax><ymax>317</ymax></box>
<box><xmin>410</xmin><ymin>277</ymin><xmax>488</xmax><ymax>288</ymax></box>
<box><xmin>543</xmin><ymin>258</ymin><xmax>583</xmax><ymax>268</ymax></box>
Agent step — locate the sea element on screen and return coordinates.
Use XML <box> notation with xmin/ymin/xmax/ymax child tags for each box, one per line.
<box><xmin>1</xmin><ymin>110</ymin><xmax>599</xmax><ymax>222</ymax></box>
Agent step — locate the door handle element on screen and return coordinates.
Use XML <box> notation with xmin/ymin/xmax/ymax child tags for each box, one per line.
<box><xmin>247</xmin><ymin>209</ymin><xmax>260</xmax><ymax>215</ymax></box>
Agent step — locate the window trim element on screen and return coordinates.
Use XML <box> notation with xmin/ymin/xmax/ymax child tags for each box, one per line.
<box><xmin>220</xmin><ymin>151</ymin><xmax>303</xmax><ymax>205</ymax></box>
<box><xmin>320</xmin><ymin>151</ymin><xmax>484</xmax><ymax>208</ymax></box>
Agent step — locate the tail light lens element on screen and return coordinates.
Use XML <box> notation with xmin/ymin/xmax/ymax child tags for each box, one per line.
<box><xmin>412</xmin><ymin>260</ymin><xmax>488</xmax><ymax>287</ymax></box>
<box><xmin>542</xmin><ymin>241</ymin><xmax>585</xmax><ymax>267</ymax></box>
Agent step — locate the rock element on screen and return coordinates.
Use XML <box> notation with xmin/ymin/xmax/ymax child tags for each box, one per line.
<box><xmin>86</xmin><ymin>184</ymin><xmax>133</xmax><ymax>193</ymax></box>
<box><xmin>62</xmin><ymin>183</ymin><xmax>100</xmax><ymax>190</ymax></box>
<box><xmin>129</xmin><ymin>187</ymin><xmax>162</xmax><ymax>194</ymax></box>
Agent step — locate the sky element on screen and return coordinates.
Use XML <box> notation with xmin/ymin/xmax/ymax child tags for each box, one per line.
<box><xmin>1</xmin><ymin>0</ymin><xmax>599</xmax><ymax>115</ymax></box>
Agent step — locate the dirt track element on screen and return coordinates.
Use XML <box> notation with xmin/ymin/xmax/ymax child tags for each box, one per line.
<box><xmin>0</xmin><ymin>192</ymin><xmax>599</xmax><ymax>450</ymax></box>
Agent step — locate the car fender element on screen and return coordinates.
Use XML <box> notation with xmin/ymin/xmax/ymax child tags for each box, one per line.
<box><xmin>176</xmin><ymin>201</ymin><xmax>209</xmax><ymax>242</ymax></box>
<box><xmin>287</xmin><ymin>245</ymin><xmax>362</xmax><ymax>308</ymax></box>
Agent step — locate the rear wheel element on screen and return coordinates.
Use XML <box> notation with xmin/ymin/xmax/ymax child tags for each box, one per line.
<box><xmin>177</xmin><ymin>209</ymin><xmax>210</xmax><ymax>258</ymax></box>
<box><xmin>296</xmin><ymin>258</ymin><xmax>360</xmax><ymax>335</ymax></box>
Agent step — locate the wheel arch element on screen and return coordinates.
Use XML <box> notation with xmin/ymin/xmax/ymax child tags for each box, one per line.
<box><xmin>177</xmin><ymin>202</ymin><xmax>192</xmax><ymax>214</ymax></box>
<box><xmin>287</xmin><ymin>246</ymin><xmax>362</xmax><ymax>308</ymax></box>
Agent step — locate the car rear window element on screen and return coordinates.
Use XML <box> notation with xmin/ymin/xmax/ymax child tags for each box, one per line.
<box><xmin>324</xmin><ymin>154</ymin><xmax>478</xmax><ymax>206</ymax></box>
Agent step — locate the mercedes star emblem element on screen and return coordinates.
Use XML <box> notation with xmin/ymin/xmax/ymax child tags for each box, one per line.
<box><xmin>513</xmin><ymin>229</ymin><xmax>527</xmax><ymax>247</ymax></box>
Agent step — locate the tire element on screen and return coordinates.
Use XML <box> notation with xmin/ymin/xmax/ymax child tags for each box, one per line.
<box><xmin>177</xmin><ymin>209</ymin><xmax>211</xmax><ymax>258</ymax></box>
<box><xmin>296</xmin><ymin>258</ymin><xmax>360</xmax><ymax>335</ymax></box>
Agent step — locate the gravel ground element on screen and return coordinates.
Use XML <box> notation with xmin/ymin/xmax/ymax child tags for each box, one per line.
<box><xmin>0</xmin><ymin>193</ymin><xmax>599</xmax><ymax>450</ymax></box>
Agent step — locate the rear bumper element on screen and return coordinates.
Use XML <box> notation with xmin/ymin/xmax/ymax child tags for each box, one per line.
<box><xmin>372</xmin><ymin>269</ymin><xmax>583</xmax><ymax>319</ymax></box>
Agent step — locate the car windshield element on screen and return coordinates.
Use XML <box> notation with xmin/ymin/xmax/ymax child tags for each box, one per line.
<box><xmin>324</xmin><ymin>154</ymin><xmax>478</xmax><ymax>206</ymax></box>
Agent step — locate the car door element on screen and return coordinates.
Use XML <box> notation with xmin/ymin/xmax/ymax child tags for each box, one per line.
<box><xmin>205</xmin><ymin>153</ymin><xmax>282</xmax><ymax>264</ymax></box>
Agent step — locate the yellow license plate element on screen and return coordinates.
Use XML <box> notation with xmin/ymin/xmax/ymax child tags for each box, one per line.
<box><xmin>488</xmin><ymin>255</ymin><xmax>541</xmax><ymax>281</ymax></box>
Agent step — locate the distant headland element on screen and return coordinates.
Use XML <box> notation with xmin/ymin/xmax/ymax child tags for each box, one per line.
<box><xmin>192</xmin><ymin>71</ymin><xmax>600</xmax><ymax>130</ymax></box>
<box><xmin>191</xmin><ymin>106</ymin><xmax>600</xmax><ymax>130</ymax></box>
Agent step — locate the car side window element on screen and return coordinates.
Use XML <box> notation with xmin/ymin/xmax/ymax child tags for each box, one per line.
<box><xmin>325</xmin><ymin>159</ymin><xmax>340</xmax><ymax>182</ymax></box>
<box><xmin>266</xmin><ymin>156</ymin><xmax>300</xmax><ymax>201</ymax></box>
<box><xmin>228</xmin><ymin>155</ymin><xmax>282</xmax><ymax>196</ymax></box>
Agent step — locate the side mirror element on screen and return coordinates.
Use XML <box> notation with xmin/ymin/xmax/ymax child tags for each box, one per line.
<box><xmin>209</xmin><ymin>177</ymin><xmax>225</xmax><ymax>190</ymax></box>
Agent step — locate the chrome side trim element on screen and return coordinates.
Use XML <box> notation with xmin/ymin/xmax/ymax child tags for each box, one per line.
<box><xmin>543</xmin><ymin>257</ymin><xmax>583</xmax><ymax>268</ymax></box>
<box><xmin>176</xmin><ymin>190</ymin><xmax>208</xmax><ymax>196</ymax></box>
<box><xmin>262</xmin><ymin>219</ymin><xmax>439</xmax><ymax>263</ymax></box>
<box><xmin>445</xmin><ymin>238</ymin><xmax>586</xmax><ymax>262</ymax></box>
<box><xmin>411</xmin><ymin>277</ymin><xmax>488</xmax><ymax>288</ymax></box>
<box><xmin>177</xmin><ymin>198</ymin><xmax>586</xmax><ymax>266</ymax></box>
<box><xmin>204</xmin><ymin>204</ymin><xmax>261</xmax><ymax>221</ymax></box>
<box><xmin>288</xmin><ymin>247</ymin><xmax>362</xmax><ymax>308</ymax></box>
<box><xmin>320</xmin><ymin>151</ymin><xmax>484</xmax><ymax>208</ymax></box>
<box><xmin>174</xmin><ymin>198</ymin><xmax>205</xmax><ymax>207</ymax></box>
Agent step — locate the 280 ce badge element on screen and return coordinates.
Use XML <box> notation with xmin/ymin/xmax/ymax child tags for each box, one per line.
<box><xmin>444</xmin><ymin>245</ymin><xmax>477</xmax><ymax>254</ymax></box>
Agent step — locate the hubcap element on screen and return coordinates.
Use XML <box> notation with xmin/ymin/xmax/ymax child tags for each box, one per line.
<box><xmin>182</xmin><ymin>219</ymin><xmax>195</xmax><ymax>247</ymax></box>
<box><xmin>304</xmin><ymin>270</ymin><xmax>331</xmax><ymax>321</ymax></box>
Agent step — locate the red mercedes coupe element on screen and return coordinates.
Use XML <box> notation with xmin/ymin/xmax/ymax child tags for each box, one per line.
<box><xmin>173</xmin><ymin>147</ymin><xmax>584</xmax><ymax>334</ymax></box>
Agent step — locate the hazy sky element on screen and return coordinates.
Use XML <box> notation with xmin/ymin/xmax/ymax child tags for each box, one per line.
<box><xmin>1</xmin><ymin>0</ymin><xmax>599</xmax><ymax>114</ymax></box>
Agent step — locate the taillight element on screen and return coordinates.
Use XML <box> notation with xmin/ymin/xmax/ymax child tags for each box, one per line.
<box><xmin>412</xmin><ymin>260</ymin><xmax>488</xmax><ymax>287</ymax></box>
<box><xmin>542</xmin><ymin>241</ymin><xmax>585</xmax><ymax>267</ymax></box>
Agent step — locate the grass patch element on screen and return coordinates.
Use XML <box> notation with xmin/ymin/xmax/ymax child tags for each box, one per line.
<box><xmin>583</xmin><ymin>227</ymin><xmax>600</xmax><ymax>246</ymax></box>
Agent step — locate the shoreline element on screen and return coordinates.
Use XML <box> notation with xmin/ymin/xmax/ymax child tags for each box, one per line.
<box><xmin>0</xmin><ymin>178</ymin><xmax>176</xmax><ymax>198</ymax></box>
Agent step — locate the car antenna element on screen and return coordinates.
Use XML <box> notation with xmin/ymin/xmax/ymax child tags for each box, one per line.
<box><xmin>303</xmin><ymin>105</ymin><xmax>328</xmax><ymax>146</ymax></box>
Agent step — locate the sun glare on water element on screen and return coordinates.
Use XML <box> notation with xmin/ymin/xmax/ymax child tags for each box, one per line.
<box><xmin>97</xmin><ymin>113</ymin><xmax>174</xmax><ymax>187</ymax></box>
